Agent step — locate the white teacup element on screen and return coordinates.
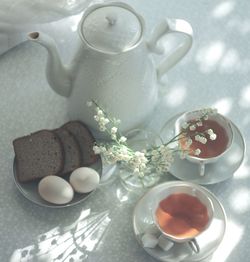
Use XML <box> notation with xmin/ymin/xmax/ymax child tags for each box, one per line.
<box><xmin>175</xmin><ymin>110</ymin><xmax>234</xmax><ymax>176</ymax></box>
<box><xmin>151</xmin><ymin>182</ymin><xmax>214</xmax><ymax>253</ymax></box>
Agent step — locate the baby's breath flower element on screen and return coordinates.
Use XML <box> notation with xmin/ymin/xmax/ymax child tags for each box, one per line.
<box><xmin>111</xmin><ymin>127</ymin><xmax>118</xmax><ymax>134</ymax></box>
<box><xmin>111</xmin><ymin>134</ymin><xmax>117</xmax><ymax>140</ymax></box>
<box><xmin>194</xmin><ymin>148</ymin><xmax>201</xmax><ymax>156</ymax></box>
<box><xmin>119</xmin><ymin>136</ymin><xmax>127</xmax><ymax>143</ymax></box>
<box><xmin>96</xmin><ymin>108</ymin><xmax>103</xmax><ymax>116</ymax></box>
<box><xmin>182</xmin><ymin>122</ymin><xmax>189</xmax><ymax>129</ymax></box>
<box><xmin>93</xmin><ymin>145</ymin><xmax>101</xmax><ymax>154</ymax></box>
<box><xmin>195</xmin><ymin>135</ymin><xmax>207</xmax><ymax>144</ymax></box>
<box><xmin>103</xmin><ymin>118</ymin><xmax>110</xmax><ymax>125</ymax></box>
<box><xmin>195</xmin><ymin>134</ymin><xmax>201</xmax><ymax>142</ymax></box>
<box><xmin>134</xmin><ymin>168</ymin><xmax>140</xmax><ymax>173</ymax></box>
<box><xmin>210</xmin><ymin>133</ymin><xmax>217</xmax><ymax>140</ymax></box>
<box><xmin>90</xmin><ymin>101</ymin><xmax>215</xmax><ymax>179</ymax></box>
<box><xmin>189</xmin><ymin>125</ymin><xmax>196</xmax><ymax>131</ymax></box>
<box><xmin>199</xmin><ymin>137</ymin><xmax>207</xmax><ymax>144</ymax></box>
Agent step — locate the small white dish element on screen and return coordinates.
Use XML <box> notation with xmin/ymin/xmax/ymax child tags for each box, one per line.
<box><xmin>13</xmin><ymin>157</ymin><xmax>102</xmax><ymax>208</ymax></box>
<box><xmin>133</xmin><ymin>181</ymin><xmax>227</xmax><ymax>262</ymax></box>
<box><xmin>160</xmin><ymin>113</ymin><xmax>245</xmax><ymax>185</ymax></box>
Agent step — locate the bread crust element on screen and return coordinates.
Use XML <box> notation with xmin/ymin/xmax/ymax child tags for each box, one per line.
<box><xmin>62</xmin><ymin>121</ymin><xmax>99</xmax><ymax>166</ymax></box>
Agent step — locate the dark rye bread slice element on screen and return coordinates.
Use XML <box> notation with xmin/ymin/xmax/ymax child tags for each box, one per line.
<box><xmin>13</xmin><ymin>130</ymin><xmax>64</xmax><ymax>183</ymax></box>
<box><xmin>62</xmin><ymin>121</ymin><xmax>98</xmax><ymax>166</ymax></box>
<box><xmin>53</xmin><ymin>128</ymin><xmax>82</xmax><ymax>175</ymax></box>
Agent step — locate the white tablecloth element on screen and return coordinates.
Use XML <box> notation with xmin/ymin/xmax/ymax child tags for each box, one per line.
<box><xmin>0</xmin><ymin>0</ymin><xmax>249</xmax><ymax>261</ymax></box>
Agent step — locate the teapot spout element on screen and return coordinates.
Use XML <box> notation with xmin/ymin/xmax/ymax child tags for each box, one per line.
<box><xmin>28</xmin><ymin>32</ymin><xmax>72</xmax><ymax>97</ymax></box>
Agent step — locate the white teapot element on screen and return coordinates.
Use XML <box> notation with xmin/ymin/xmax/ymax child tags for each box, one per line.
<box><xmin>28</xmin><ymin>2</ymin><xmax>193</xmax><ymax>137</ymax></box>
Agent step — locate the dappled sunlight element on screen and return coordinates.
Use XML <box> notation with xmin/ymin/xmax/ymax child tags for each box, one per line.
<box><xmin>195</xmin><ymin>41</ymin><xmax>225</xmax><ymax>73</ymax></box>
<box><xmin>116</xmin><ymin>187</ymin><xmax>129</xmax><ymax>202</ymax></box>
<box><xmin>163</xmin><ymin>83</ymin><xmax>187</xmax><ymax>107</ymax></box>
<box><xmin>229</xmin><ymin>187</ymin><xmax>250</xmax><ymax>214</ymax></box>
<box><xmin>10</xmin><ymin>209</ymin><xmax>111</xmax><ymax>262</ymax></box>
<box><xmin>212</xmin><ymin>1</ymin><xmax>235</xmax><ymax>19</ymax></box>
<box><xmin>239</xmin><ymin>85</ymin><xmax>250</xmax><ymax>108</ymax></box>
<box><xmin>242</xmin><ymin>114</ymin><xmax>250</xmax><ymax>127</ymax></box>
<box><xmin>70</xmin><ymin>13</ymin><xmax>82</xmax><ymax>32</ymax></box>
<box><xmin>227</xmin><ymin>18</ymin><xmax>250</xmax><ymax>35</ymax></box>
<box><xmin>212</xmin><ymin>97</ymin><xmax>233</xmax><ymax>115</ymax></box>
<box><xmin>226</xmin><ymin>146</ymin><xmax>244</xmax><ymax>165</ymax></box>
<box><xmin>219</xmin><ymin>48</ymin><xmax>240</xmax><ymax>73</ymax></box>
<box><xmin>210</xmin><ymin>219</ymin><xmax>244</xmax><ymax>262</ymax></box>
<box><xmin>233</xmin><ymin>158</ymin><xmax>250</xmax><ymax>179</ymax></box>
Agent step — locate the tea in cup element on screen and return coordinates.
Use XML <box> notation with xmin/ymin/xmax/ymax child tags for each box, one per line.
<box><xmin>152</xmin><ymin>182</ymin><xmax>214</xmax><ymax>253</ymax></box>
<box><xmin>175</xmin><ymin>110</ymin><xmax>233</xmax><ymax>176</ymax></box>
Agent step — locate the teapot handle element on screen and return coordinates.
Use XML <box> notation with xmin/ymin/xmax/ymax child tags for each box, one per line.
<box><xmin>147</xmin><ymin>18</ymin><xmax>193</xmax><ymax>79</ymax></box>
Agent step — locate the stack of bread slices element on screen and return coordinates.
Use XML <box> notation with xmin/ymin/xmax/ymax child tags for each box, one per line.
<box><xmin>13</xmin><ymin>121</ymin><xmax>100</xmax><ymax>183</ymax></box>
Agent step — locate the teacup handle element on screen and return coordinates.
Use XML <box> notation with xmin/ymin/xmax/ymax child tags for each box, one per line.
<box><xmin>188</xmin><ymin>238</ymin><xmax>200</xmax><ymax>253</ymax></box>
<box><xmin>147</xmin><ymin>18</ymin><xmax>193</xmax><ymax>79</ymax></box>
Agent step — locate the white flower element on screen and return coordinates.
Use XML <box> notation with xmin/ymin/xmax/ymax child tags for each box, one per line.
<box><xmin>197</xmin><ymin>121</ymin><xmax>203</xmax><ymax>127</ymax></box>
<box><xmin>210</xmin><ymin>133</ymin><xmax>217</xmax><ymax>140</ymax></box>
<box><xmin>103</xmin><ymin>118</ymin><xmax>110</xmax><ymax>125</ymax></box>
<box><xmin>119</xmin><ymin>136</ymin><xmax>127</xmax><ymax>143</ymax></box>
<box><xmin>207</xmin><ymin>129</ymin><xmax>214</xmax><ymax>135</ymax></box>
<box><xmin>97</xmin><ymin>109</ymin><xmax>104</xmax><ymax>117</ymax></box>
<box><xmin>93</xmin><ymin>145</ymin><xmax>101</xmax><ymax>154</ymax></box>
<box><xmin>182</xmin><ymin>122</ymin><xmax>189</xmax><ymax>129</ymax></box>
<box><xmin>134</xmin><ymin>168</ymin><xmax>140</xmax><ymax>173</ymax></box>
<box><xmin>111</xmin><ymin>134</ymin><xmax>117</xmax><ymax>140</ymax></box>
<box><xmin>189</xmin><ymin>125</ymin><xmax>196</xmax><ymax>131</ymax></box>
<box><xmin>195</xmin><ymin>135</ymin><xmax>201</xmax><ymax>142</ymax></box>
<box><xmin>194</xmin><ymin>148</ymin><xmax>201</xmax><ymax>156</ymax></box>
<box><xmin>111</xmin><ymin>127</ymin><xmax>118</xmax><ymax>134</ymax></box>
<box><xmin>200</xmin><ymin>137</ymin><xmax>207</xmax><ymax>144</ymax></box>
<box><xmin>195</xmin><ymin>135</ymin><xmax>207</xmax><ymax>144</ymax></box>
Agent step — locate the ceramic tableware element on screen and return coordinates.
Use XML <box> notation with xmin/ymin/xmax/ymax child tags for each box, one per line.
<box><xmin>27</xmin><ymin>2</ymin><xmax>193</xmax><ymax>138</ymax></box>
<box><xmin>160</xmin><ymin>112</ymin><xmax>245</xmax><ymax>184</ymax></box>
<box><xmin>13</xmin><ymin>157</ymin><xmax>102</xmax><ymax>208</ymax></box>
<box><xmin>133</xmin><ymin>181</ymin><xmax>227</xmax><ymax>262</ymax></box>
<box><xmin>175</xmin><ymin>110</ymin><xmax>234</xmax><ymax>176</ymax></box>
<box><xmin>151</xmin><ymin>183</ymin><xmax>214</xmax><ymax>254</ymax></box>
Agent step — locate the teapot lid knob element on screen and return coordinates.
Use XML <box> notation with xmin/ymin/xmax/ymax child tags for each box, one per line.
<box><xmin>79</xmin><ymin>3</ymin><xmax>144</xmax><ymax>54</ymax></box>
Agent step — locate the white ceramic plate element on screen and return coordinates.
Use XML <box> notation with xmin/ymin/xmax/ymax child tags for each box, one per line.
<box><xmin>13</xmin><ymin>157</ymin><xmax>102</xmax><ymax>208</ymax></box>
<box><xmin>133</xmin><ymin>181</ymin><xmax>227</xmax><ymax>262</ymax></box>
<box><xmin>160</xmin><ymin>113</ymin><xmax>245</xmax><ymax>185</ymax></box>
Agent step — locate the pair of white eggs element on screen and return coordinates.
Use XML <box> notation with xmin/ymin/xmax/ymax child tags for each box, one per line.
<box><xmin>38</xmin><ymin>167</ymin><xmax>100</xmax><ymax>205</ymax></box>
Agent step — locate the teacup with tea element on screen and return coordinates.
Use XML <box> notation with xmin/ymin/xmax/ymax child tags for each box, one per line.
<box><xmin>152</xmin><ymin>182</ymin><xmax>214</xmax><ymax>253</ymax></box>
<box><xmin>175</xmin><ymin>110</ymin><xmax>234</xmax><ymax>176</ymax></box>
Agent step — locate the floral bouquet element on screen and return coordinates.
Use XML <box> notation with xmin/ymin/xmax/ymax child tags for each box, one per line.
<box><xmin>87</xmin><ymin>101</ymin><xmax>217</xmax><ymax>183</ymax></box>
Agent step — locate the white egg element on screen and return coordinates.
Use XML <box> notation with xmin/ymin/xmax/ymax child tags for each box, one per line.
<box><xmin>69</xmin><ymin>167</ymin><xmax>100</xmax><ymax>193</ymax></box>
<box><xmin>38</xmin><ymin>176</ymin><xmax>74</xmax><ymax>204</ymax></box>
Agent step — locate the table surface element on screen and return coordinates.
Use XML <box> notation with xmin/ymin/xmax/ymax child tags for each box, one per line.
<box><xmin>1</xmin><ymin>0</ymin><xmax>250</xmax><ymax>261</ymax></box>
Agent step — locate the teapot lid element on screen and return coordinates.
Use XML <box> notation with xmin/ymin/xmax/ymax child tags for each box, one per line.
<box><xmin>80</xmin><ymin>3</ymin><xmax>144</xmax><ymax>54</ymax></box>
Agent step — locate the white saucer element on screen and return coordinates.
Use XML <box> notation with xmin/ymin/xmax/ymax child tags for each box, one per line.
<box><xmin>160</xmin><ymin>113</ymin><xmax>245</xmax><ymax>185</ymax></box>
<box><xmin>13</xmin><ymin>157</ymin><xmax>102</xmax><ymax>208</ymax></box>
<box><xmin>133</xmin><ymin>181</ymin><xmax>227</xmax><ymax>262</ymax></box>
